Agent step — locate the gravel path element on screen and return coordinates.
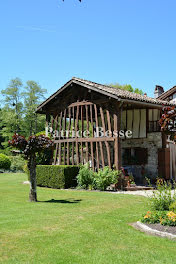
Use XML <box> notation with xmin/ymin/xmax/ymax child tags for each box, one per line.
<box><xmin>114</xmin><ymin>190</ymin><xmax>154</xmax><ymax>197</ymax></box>
<box><xmin>114</xmin><ymin>189</ymin><xmax>176</xmax><ymax>197</ymax></box>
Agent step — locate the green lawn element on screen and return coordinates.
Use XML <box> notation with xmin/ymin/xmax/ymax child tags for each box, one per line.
<box><xmin>0</xmin><ymin>173</ymin><xmax>176</xmax><ymax>264</ymax></box>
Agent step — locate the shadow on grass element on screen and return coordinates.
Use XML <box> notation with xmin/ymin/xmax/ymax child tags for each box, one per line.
<box><xmin>40</xmin><ymin>199</ymin><xmax>82</xmax><ymax>204</ymax></box>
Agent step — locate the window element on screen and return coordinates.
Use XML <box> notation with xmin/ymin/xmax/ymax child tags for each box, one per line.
<box><xmin>122</xmin><ymin>148</ymin><xmax>148</xmax><ymax>165</ymax></box>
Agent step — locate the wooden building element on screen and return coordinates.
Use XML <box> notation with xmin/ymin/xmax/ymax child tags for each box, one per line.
<box><xmin>155</xmin><ymin>84</ymin><xmax>176</xmax><ymax>180</ymax></box>
<box><xmin>36</xmin><ymin>77</ymin><xmax>175</xmax><ymax>183</ymax></box>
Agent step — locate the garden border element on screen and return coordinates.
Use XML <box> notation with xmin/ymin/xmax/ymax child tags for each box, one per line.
<box><xmin>132</xmin><ymin>221</ymin><xmax>176</xmax><ymax>240</ymax></box>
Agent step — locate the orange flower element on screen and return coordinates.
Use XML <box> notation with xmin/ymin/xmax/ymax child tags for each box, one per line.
<box><xmin>144</xmin><ymin>215</ymin><xmax>149</xmax><ymax>219</ymax></box>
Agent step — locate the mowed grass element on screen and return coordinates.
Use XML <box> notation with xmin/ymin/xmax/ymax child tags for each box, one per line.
<box><xmin>0</xmin><ymin>174</ymin><xmax>176</xmax><ymax>264</ymax></box>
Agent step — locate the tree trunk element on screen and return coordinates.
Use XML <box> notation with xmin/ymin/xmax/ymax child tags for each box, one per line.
<box><xmin>29</xmin><ymin>154</ymin><xmax>37</xmax><ymax>202</ymax></box>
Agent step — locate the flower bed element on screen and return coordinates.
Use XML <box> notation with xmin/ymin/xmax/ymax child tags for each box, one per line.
<box><xmin>141</xmin><ymin>211</ymin><xmax>176</xmax><ymax>226</ymax></box>
<box><xmin>140</xmin><ymin>179</ymin><xmax>176</xmax><ymax>228</ymax></box>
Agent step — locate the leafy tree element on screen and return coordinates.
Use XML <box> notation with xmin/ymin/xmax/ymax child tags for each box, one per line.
<box><xmin>0</xmin><ymin>109</ymin><xmax>4</xmax><ymax>149</ymax></box>
<box><xmin>1</xmin><ymin>78</ymin><xmax>23</xmax><ymax>132</ymax></box>
<box><xmin>109</xmin><ymin>83</ymin><xmax>143</xmax><ymax>95</ymax></box>
<box><xmin>22</xmin><ymin>81</ymin><xmax>46</xmax><ymax>136</ymax></box>
<box><xmin>0</xmin><ymin>107</ymin><xmax>20</xmax><ymax>150</ymax></box>
<box><xmin>9</xmin><ymin>134</ymin><xmax>54</xmax><ymax>202</ymax></box>
<box><xmin>0</xmin><ymin>78</ymin><xmax>47</xmax><ymax>152</ymax></box>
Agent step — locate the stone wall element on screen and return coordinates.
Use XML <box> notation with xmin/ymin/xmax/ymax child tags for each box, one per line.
<box><xmin>121</xmin><ymin>132</ymin><xmax>162</xmax><ymax>180</ymax></box>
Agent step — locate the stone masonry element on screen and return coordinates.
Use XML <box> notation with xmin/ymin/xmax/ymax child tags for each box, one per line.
<box><xmin>122</xmin><ymin>132</ymin><xmax>162</xmax><ymax>180</ymax></box>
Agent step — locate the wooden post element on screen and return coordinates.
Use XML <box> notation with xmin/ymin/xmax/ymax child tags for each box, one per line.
<box><xmin>72</xmin><ymin>106</ymin><xmax>75</xmax><ymax>165</ymax></box>
<box><xmin>80</xmin><ymin>105</ymin><xmax>84</xmax><ymax>163</ymax></box>
<box><xmin>116</xmin><ymin>105</ymin><xmax>122</xmax><ymax>170</ymax></box>
<box><xmin>45</xmin><ymin>114</ymin><xmax>50</xmax><ymax>137</ymax></box>
<box><xmin>58</xmin><ymin>111</ymin><xmax>63</xmax><ymax>165</ymax></box>
<box><xmin>100</xmin><ymin>107</ymin><xmax>111</xmax><ymax>168</ymax></box>
<box><xmin>63</xmin><ymin>109</ymin><xmax>67</xmax><ymax>165</ymax></box>
<box><xmin>54</xmin><ymin>143</ymin><xmax>59</xmax><ymax>164</ymax></box>
<box><xmin>94</xmin><ymin>104</ymin><xmax>105</xmax><ymax>168</ymax></box>
<box><xmin>75</xmin><ymin>105</ymin><xmax>80</xmax><ymax>165</ymax></box>
<box><xmin>85</xmin><ymin>105</ymin><xmax>89</xmax><ymax>163</ymax></box>
<box><xmin>90</xmin><ymin>104</ymin><xmax>94</xmax><ymax>170</ymax></box>
<box><xmin>67</xmin><ymin>108</ymin><xmax>71</xmax><ymax>165</ymax></box>
<box><xmin>114</xmin><ymin>112</ymin><xmax>118</xmax><ymax>170</ymax></box>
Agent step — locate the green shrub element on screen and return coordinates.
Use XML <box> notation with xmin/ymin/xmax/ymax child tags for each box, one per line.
<box><xmin>76</xmin><ymin>163</ymin><xmax>95</xmax><ymax>189</ymax></box>
<box><xmin>9</xmin><ymin>156</ymin><xmax>26</xmax><ymax>172</ymax></box>
<box><xmin>36</xmin><ymin>165</ymin><xmax>79</xmax><ymax>189</ymax></box>
<box><xmin>169</xmin><ymin>201</ymin><xmax>176</xmax><ymax>213</ymax></box>
<box><xmin>94</xmin><ymin>166</ymin><xmax>120</xmax><ymax>191</ymax></box>
<box><xmin>0</xmin><ymin>147</ymin><xmax>12</xmax><ymax>156</ymax></box>
<box><xmin>149</xmin><ymin>179</ymin><xmax>176</xmax><ymax>211</ymax></box>
<box><xmin>23</xmin><ymin>164</ymin><xmax>30</xmax><ymax>179</ymax></box>
<box><xmin>0</xmin><ymin>154</ymin><xmax>11</xmax><ymax>170</ymax></box>
<box><xmin>76</xmin><ymin>164</ymin><xmax>120</xmax><ymax>191</ymax></box>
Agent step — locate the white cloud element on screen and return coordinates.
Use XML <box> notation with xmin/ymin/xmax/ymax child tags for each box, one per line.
<box><xmin>16</xmin><ymin>26</ymin><xmax>56</xmax><ymax>33</ymax></box>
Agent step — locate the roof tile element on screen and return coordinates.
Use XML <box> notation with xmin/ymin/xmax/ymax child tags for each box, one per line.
<box><xmin>72</xmin><ymin>77</ymin><xmax>175</xmax><ymax>106</ymax></box>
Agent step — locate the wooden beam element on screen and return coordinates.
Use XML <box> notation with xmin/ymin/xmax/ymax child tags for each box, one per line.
<box><xmin>63</xmin><ymin>109</ymin><xmax>67</xmax><ymax>165</ymax></box>
<box><xmin>75</xmin><ymin>105</ymin><xmax>80</xmax><ymax>165</ymax></box>
<box><xmin>58</xmin><ymin>111</ymin><xmax>63</xmax><ymax>165</ymax></box>
<box><xmin>90</xmin><ymin>141</ymin><xmax>94</xmax><ymax>170</ymax></box>
<box><xmin>117</xmin><ymin>105</ymin><xmax>122</xmax><ymax>170</ymax></box>
<box><xmin>113</xmin><ymin>112</ymin><xmax>118</xmax><ymax>170</ymax></box>
<box><xmin>94</xmin><ymin>104</ymin><xmax>105</xmax><ymax>168</ymax></box>
<box><xmin>51</xmin><ymin>115</ymin><xmax>55</xmax><ymax>130</ymax></box>
<box><xmin>55</xmin><ymin>115</ymin><xmax>59</xmax><ymax>133</ymax></box>
<box><xmin>80</xmin><ymin>105</ymin><xmax>84</xmax><ymax>163</ymax></box>
<box><xmin>85</xmin><ymin>105</ymin><xmax>89</xmax><ymax>163</ymax></box>
<box><xmin>54</xmin><ymin>137</ymin><xmax>115</xmax><ymax>144</ymax></box>
<box><xmin>100</xmin><ymin>107</ymin><xmax>111</xmax><ymax>168</ymax></box>
<box><xmin>58</xmin><ymin>143</ymin><xmax>62</xmax><ymax>165</ymax></box>
<box><xmin>106</xmin><ymin>109</ymin><xmax>112</xmax><ymax>136</ymax></box>
<box><xmin>45</xmin><ymin>114</ymin><xmax>50</xmax><ymax>136</ymax></box>
<box><xmin>69</xmin><ymin>101</ymin><xmax>93</xmax><ymax>107</ymax></box>
<box><xmin>89</xmin><ymin>104</ymin><xmax>95</xmax><ymax>169</ymax></box>
<box><xmin>67</xmin><ymin>107</ymin><xmax>71</xmax><ymax>165</ymax></box>
<box><xmin>72</xmin><ymin>106</ymin><xmax>75</xmax><ymax>165</ymax></box>
<box><xmin>54</xmin><ymin>143</ymin><xmax>59</xmax><ymax>164</ymax></box>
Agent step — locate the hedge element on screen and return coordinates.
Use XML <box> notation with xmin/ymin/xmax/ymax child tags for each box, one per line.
<box><xmin>36</xmin><ymin>165</ymin><xmax>80</xmax><ymax>189</ymax></box>
<box><xmin>0</xmin><ymin>154</ymin><xmax>11</xmax><ymax>170</ymax></box>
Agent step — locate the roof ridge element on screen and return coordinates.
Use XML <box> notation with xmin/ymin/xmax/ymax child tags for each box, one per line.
<box><xmin>72</xmin><ymin>76</ymin><xmax>158</xmax><ymax>101</ymax></box>
<box><xmin>36</xmin><ymin>77</ymin><xmax>176</xmax><ymax>113</ymax></box>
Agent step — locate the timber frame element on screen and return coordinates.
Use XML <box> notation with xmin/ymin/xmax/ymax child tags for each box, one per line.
<box><xmin>46</xmin><ymin>95</ymin><xmax>122</xmax><ymax>170</ymax></box>
<box><xmin>36</xmin><ymin>77</ymin><xmax>176</xmax><ymax>172</ymax></box>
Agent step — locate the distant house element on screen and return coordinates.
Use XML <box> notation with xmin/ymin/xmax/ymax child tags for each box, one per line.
<box><xmin>155</xmin><ymin>84</ymin><xmax>176</xmax><ymax>103</ymax></box>
<box><xmin>154</xmin><ymin>84</ymin><xmax>176</xmax><ymax>180</ymax></box>
<box><xmin>36</xmin><ymin>78</ymin><xmax>176</xmax><ymax>184</ymax></box>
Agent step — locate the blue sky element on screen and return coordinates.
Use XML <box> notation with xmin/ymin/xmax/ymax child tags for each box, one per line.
<box><xmin>0</xmin><ymin>0</ymin><xmax>176</xmax><ymax>99</ymax></box>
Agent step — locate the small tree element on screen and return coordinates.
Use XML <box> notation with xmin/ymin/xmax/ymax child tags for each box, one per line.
<box><xmin>9</xmin><ymin>134</ymin><xmax>54</xmax><ymax>202</ymax></box>
<box><xmin>159</xmin><ymin>106</ymin><xmax>176</xmax><ymax>141</ymax></box>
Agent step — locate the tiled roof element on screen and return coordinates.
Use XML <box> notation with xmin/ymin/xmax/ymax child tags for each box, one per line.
<box><xmin>36</xmin><ymin>77</ymin><xmax>176</xmax><ymax>113</ymax></box>
<box><xmin>72</xmin><ymin>77</ymin><xmax>175</xmax><ymax>106</ymax></box>
<box><xmin>157</xmin><ymin>86</ymin><xmax>176</xmax><ymax>100</ymax></box>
